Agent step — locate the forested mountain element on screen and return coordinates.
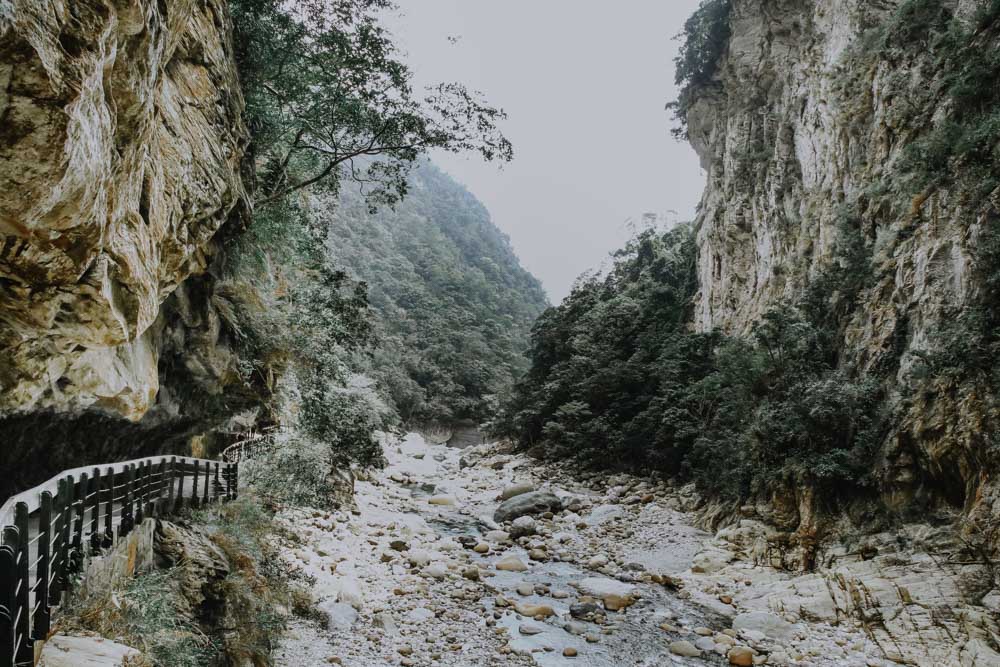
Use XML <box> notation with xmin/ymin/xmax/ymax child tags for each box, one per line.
<box><xmin>322</xmin><ymin>162</ymin><xmax>549</xmax><ymax>426</ymax></box>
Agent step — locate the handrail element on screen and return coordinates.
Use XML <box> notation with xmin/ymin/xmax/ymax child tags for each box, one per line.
<box><xmin>0</xmin><ymin>456</ymin><xmax>222</xmax><ymax>532</ymax></box>
<box><xmin>221</xmin><ymin>425</ymin><xmax>285</xmax><ymax>463</ymax></box>
<box><xmin>0</xmin><ymin>454</ymin><xmax>240</xmax><ymax>667</ymax></box>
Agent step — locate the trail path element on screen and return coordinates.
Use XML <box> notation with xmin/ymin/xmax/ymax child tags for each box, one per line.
<box><xmin>273</xmin><ymin>434</ymin><xmax>886</xmax><ymax>666</ymax></box>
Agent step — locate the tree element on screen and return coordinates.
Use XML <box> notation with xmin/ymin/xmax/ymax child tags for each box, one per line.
<box><xmin>230</xmin><ymin>0</ymin><xmax>512</xmax><ymax>210</ymax></box>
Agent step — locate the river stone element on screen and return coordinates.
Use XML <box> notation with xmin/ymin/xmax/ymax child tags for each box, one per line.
<box><xmin>501</xmin><ymin>482</ymin><xmax>536</xmax><ymax>500</ymax></box>
<box><xmin>669</xmin><ymin>640</ymin><xmax>702</xmax><ymax>657</ymax></box>
<box><xmin>570</xmin><ymin>602</ymin><xmax>600</xmax><ymax>620</ymax></box>
<box><xmin>732</xmin><ymin>611</ymin><xmax>797</xmax><ymax>642</ymax></box>
<box><xmin>519</xmin><ymin>622</ymin><xmax>545</xmax><ymax>636</ymax></box>
<box><xmin>428</xmin><ymin>495</ymin><xmax>457</xmax><ymax>506</ymax></box>
<box><xmin>510</xmin><ymin>516</ymin><xmax>537</xmax><ymax>538</ymax></box>
<box><xmin>496</xmin><ymin>555</ymin><xmax>529</xmax><ymax>572</ymax></box>
<box><xmin>319</xmin><ymin>601</ymin><xmax>359</xmax><ymax>631</ymax></box>
<box><xmin>513</xmin><ymin>601</ymin><xmax>555</xmax><ymax>618</ymax></box>
<box><xmin>494</xmin><ymin>491</ymin><xmax>563</xmax><ymax>523</ymax></box>
<box><xmin>577</xmin><ymin>577</ymin><xmax>636</xmax><ymax>600</ymax></box>
<box><xmin>728</xmin><ymin>646</ymin><xmax>755</xmax><ymax>666</ymax></box>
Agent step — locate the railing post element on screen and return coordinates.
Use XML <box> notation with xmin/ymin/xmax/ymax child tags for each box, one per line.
<box><xmin>59</xmin><ymin>476</ymin><xmax>73</xmax><ymax>595</ymax></box>
<box><xmin>34</xmin><ymin>491</ymin><xmax>52</xmax><ymax>639</ymax></box>
<box><xmin>13</xmin><ymin>504</ymin><xmax>30</xmax><ymax>664</ymax></box>
<box><xmin>0</xmin><ymin>541</ymin><xmax>15</xmax><ymax>667</ymax></box>
<box><xmin>223</xmin><ymin>463</ymin><xmax>232</xmax><ymax>501</ymax></box>
<box><xmin>136</xmin><ymin>462</ymin><xmax>146</xmax><ymax>526</ymax></box>
<box><xmin>71</xmin><ymin>473</ymin><xmax>85</xmax><ymax>574</ymax></box>
<box><xmin>191</xmin><ymin>461</ymin><xmax>200</xmax><ymax>509</ymax></box>
<box><xmin>167</xmin><ymin>458</ymin><xmax>176</xmax><ymax>513</ymax></box>
<box><xmin>202</xmin><ymin>461</ymin><xmax>210</xmax><ymax>506</ymax></box>
<box><xmin>89</xmin><ymin>469</ymin><xmax>101</xmax><ymax>554</ymax></box>
<box><xmin>102</xmin><ymin>467</ymin><xmax>114</xmax><ymax>549</ymax></box>
<box><xmin>49</xmin><ymin>479</ymin><xmax>65</xmax><ymax>606</ymax></box>
<box><xmin>212</xmin><ymin>463</ymin><xmax>220</xmax><ymax>502</ymax></box>
<box><xmin>233</xmin><ymin>462</ymin><xmax>239</xmax><ymax>500</ymax></box>
<box><xmin>153</xmin><ymin>460</ymin><xmax>166</xmax><ymax>517</ymax></box>
<box><xmin>119</xmin><ymin>466</ymin><xmax>130</xmax><ymax>539</ymax></box>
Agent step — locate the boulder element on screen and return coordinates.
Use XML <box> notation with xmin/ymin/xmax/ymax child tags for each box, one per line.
<box><xmin>494</xmin><ymin>491</ymin><xmax>563</xmax><ymax>523</ymax></box>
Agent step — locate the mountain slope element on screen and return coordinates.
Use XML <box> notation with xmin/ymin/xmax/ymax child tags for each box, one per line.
<box><xmin>322</xmin><ymin>161</ymin><xmax>549</xmax><ymax>425</ymax></box>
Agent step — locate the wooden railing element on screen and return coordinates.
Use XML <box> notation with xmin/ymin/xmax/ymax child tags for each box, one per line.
<box><xmin>0</xmin><ymin>456</ymin><xmax>238</xmax><ymax>667</ymax></box>
<box><xmin>221</xmin><ymin>425</ymin><xmax>282</xmax><ymax>463</ymax></box>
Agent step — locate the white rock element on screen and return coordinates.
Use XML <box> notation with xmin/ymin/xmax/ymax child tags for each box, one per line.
<box><xmin>38</xmin><ymin>635</ymin><xmax>142</xmax><ymax>667</ymax></box>
<box><xmin>732</xmin><ymin>612</ymin><xmax>798</xmax><ymax>643</ymax></box>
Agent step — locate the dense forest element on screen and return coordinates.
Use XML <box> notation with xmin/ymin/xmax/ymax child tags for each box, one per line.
<box><xmin>324</xmin><ymin>162</ymin><xmax>548</xmax><ymax>426</ymax></box>
<box><xmin>499</xmin><ymin>0</ymin><xmax>1000</xmax><ymax>523</ymax></box>
<box><xmin>496</xmin><ymin>225</ymin><xmax>885</xmax><ymax>508</ymax></box>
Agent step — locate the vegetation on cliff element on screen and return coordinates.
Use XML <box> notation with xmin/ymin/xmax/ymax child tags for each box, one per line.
<box><xmin>220</xmin><ymin>0</ymin><xmax>537</xmax><ymax>468</ymax></box>
<box><xmin>325</xmin><ymin>161</ymin><xmax>549</xmax><ymax>426</ymax></box>
<box><xmin>497</xmin><ymin>225</ymin><xmax>884</xmax><ymax>504</ymax></box>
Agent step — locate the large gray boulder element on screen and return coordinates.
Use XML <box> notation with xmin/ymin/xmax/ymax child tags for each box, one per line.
<box><xmin>494</xmin><ymin>490</ymin><xmax>563</xmax><ymax>523</ymax></box>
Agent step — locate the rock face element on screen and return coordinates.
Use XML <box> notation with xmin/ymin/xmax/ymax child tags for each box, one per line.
<box><xmin>0</xmin><ymin>0</ymin><xmax>249</xmax><ymax>420</ymax></box>
<box><xmin>683</xmin><ymin>0</ymin><xmax>998</xmax><ymax>525</ymax></box>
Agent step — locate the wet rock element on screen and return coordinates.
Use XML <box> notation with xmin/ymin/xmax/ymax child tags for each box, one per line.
<box><xmin>563</xmin><ymin>647</ymin><xmax>578</xmax><ymax>657</ymax></box>
<box><xmin>494</xmin><ymin>491</ymin><xmax>563</xmax><ymax>523</ymax></box>
<box><xmin>389</xmin><ymin>539</ymin><xmax>409</xmax><ymax>551</ymax></box>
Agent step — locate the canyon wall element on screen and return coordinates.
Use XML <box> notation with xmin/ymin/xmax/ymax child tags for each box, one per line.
<box><xmin>685</xmin><ymin>0</ymin><xmax>999</xmax><ymax>523</ymax></box>
<box><xmin>0</xmin><ymin>0</ymin><xmax>249</xmax><ymax>421</ymax></box>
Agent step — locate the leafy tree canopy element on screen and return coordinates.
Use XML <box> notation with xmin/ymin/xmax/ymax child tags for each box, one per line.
<box><xmin>230</xmin><ymin>0</ymin><xmax>512</xmax><ymax>209</ymax></box>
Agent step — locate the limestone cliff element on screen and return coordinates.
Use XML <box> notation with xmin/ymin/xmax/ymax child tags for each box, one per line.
<box><xmin>0</xmin><ymin>0</ymin><xmax>249</xmax><ymax>421</ymax></box>
<box><xmin>684</xmin><ymin>0</ymin><xmax>1000</xmax><ymax>525</ymax></box>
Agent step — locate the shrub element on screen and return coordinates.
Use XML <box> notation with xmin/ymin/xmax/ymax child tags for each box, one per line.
<box><xmin>668</xmin><ymin>0</ymin><xmax>733</xmax><ymax>139</ymax></box>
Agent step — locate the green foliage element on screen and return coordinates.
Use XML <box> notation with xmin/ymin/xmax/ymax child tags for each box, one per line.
<box><xmin>499</xmin><ymin>225</ymin><xmax>885</xmax><ymax>502</ymax></box>
<box><xmin>325</xmin><ymin>161</ymin><xmax>549</xmax><ymax>425</ymax></box>
<box><xmin>230</xmin><ymin>0</ymin><xmax>511</xmax><ymax>209</ymax></box>
<box><xmin>668</xmin><ymin>0</ymin><xmax>732</xmax><ymax>139</ymax></box>
<box><xmin>842</xmin><ymin>0</ymin><xmax>1000</xmax><ymax>207</ymax></box>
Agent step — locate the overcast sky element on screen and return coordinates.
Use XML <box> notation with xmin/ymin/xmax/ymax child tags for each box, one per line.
<box><xmin>386</xmin><ymin>1</ymin><xmax>706</xmax><ymax>302</ymax></box>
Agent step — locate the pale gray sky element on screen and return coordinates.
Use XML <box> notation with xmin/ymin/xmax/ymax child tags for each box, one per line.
<box><xmin>387</xmin><ymin>1</ymin><xmax>706</xmax><ymax>302</ymax></box>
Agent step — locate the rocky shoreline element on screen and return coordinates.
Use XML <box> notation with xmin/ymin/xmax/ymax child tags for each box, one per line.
<box><xmin>273</xmin><ymin>434</ymin><xmax>998</xmax><ymax>666</ymax></box>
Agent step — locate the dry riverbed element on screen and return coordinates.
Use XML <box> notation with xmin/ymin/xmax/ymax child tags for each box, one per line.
<box><xmin>271</xmin><ymin>434</ymin><xmax>907</xmax><ymax>666</ymax></box>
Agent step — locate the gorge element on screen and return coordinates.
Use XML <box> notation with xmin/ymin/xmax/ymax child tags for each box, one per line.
<box><xmin>2</xmin><ymin>0</ymin><xmax>1000</xmax><ymax>666</ymax></box>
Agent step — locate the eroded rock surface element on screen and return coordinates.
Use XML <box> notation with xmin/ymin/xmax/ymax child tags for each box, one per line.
<box><xmin>684</xmin><ymin>0</ymin><xmax>999</xmax><ymax>530</ymax></box>
<box><xmin>0</xmin><ymin>0</ymin><xmax>249</xmax><ymax>419</ymax></box>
